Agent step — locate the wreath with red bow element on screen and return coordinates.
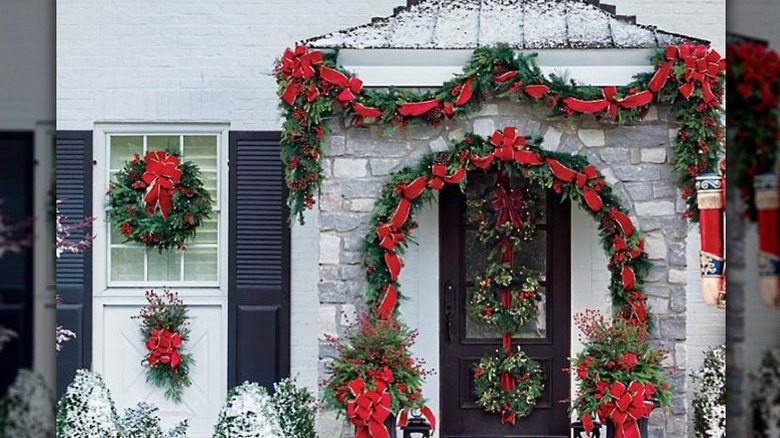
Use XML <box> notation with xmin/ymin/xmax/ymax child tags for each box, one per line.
<box><xmin>473</xmin><ymin>347</ymin><xmax>545</xmax><ymax>426</ymax></box>
<box><xmin>134</xmin><ymin>290</ymin><xmax>192</xmax><ymax>402</ymax></box>
<box><xmin>108</xmin><ymin>150</ymin><xmax>214</xmax><ymax>251</ymax></box>
<box><xmin>468</xmin><ymin>263</ymin><xmax>543</xmax><ymax>334</ymax></box>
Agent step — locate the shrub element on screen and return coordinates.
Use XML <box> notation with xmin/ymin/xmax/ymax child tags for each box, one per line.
<box><xmin>121</xmin><ymin>401</ymin><xmax>189</xmax><ymax>438</ymax></box>
<box><xmin>751</xmin><ymin>346</ymin><xmax>780</xmax><ymax>438</ymax></box>
<box><xmin>213</xmin><ymin>381</ymin><xmax>284</xmax><ymax>438</ymax></box>
<box><xmin>691</xmin><ymin>345</ymin><xmax>725</xmax><ymax>438</ymax></box>
<box><xmin>55</xmin><ymin>369</ymin><xmax>122</xmax><ymax>438</ymax></box>
<box><xmin>272</xmin><ymin>377</ymin><xmax>318</xmax><ymax>438</ymax></box>
<box><xmin>0</xmin><ymin>370</ymin><xmax>55</xmax><ymax>438</ymax></box>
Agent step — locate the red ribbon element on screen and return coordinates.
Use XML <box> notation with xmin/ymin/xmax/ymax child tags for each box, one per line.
<box><xmin>145</xmin><ymin>328</ymin><xmax>182</xmax><ymax>368</ymax></box>
<box><xmin>353</xmin><ymin>102</ymin><xmax>384</xmax><ymax>119</ymax></box>
<box><xmin>397</xmin><ymin>406</ymin><xmax>437</xmax><ymax>432</ymax></box>
<box><xmin>384</xmin><ymin>251</ymin><xmax>403</xmax><ymax>283</ymax></box>
<box><xmin>377</xmin><ymin>225</ymin><xmax>404</xmax><ymax>251</ymax></box>
<box><xmin>280</xmin><ymin>46</ymin><xmax>324</xmax><ymax>105</ymax></box>
<box><xmin>142</xmin><ymin>151</ymin><xmax>182</xmax><ymax>221</ymax></box>
<box><xmin>501</xmin><ymin>403</ymin><xmax>517</xmax><ymax>425</ymax></box>
<box><xmin>377</xmin><ymin>285</ymin><xmax>398</xmax><ymax>319</ymax></box>
<box><xmin>524</xmin><ymin>84</ymin><xmax>550</xmax><ymax>100</ymax></box>
<box><xmin>547</xmin><ymin>158</ymin><xmax>577</xmax><ymax>182</ymax></box>
<box><xmin>597</xmin><ymin>381</ymin><xmax>654</xmax><ymax>438</ymax></box>
<box><xmin>320</xmin><ymin>66</ymin><xmax>364</xmax><ymax>106</ymax></box>
<box><xmin>648</xmin><ymin>44</ymin><xmax>724</xmax><ymax>103</ymax></box>
<box><xmin>576</xmin><ymin>164</ymin><xmax>604</xmax><ymax>212</ymax></box>
<box><xmin>610</xmin><ymin>208</ymin><xmax>635</xmax><ymax>236</ymax></box>
<box><xmin>563</xmin><ymin>86</ymin><xmax>653</xmax><ymax>118</ymax></box>
<box><xmin>494</xmin><ymin>71</ymin><xmax>518</xmax><ymax>83</ymax></box>
<box><xmin>346</xmin><ymin>378</ymin><xmax>392</xmax><ymax>438</ymax></box>
<box><xmin>621</xmin><ymin>265</ymin><xmax>637</xmax><ymax>290</ymax></box>
<box><xmin>455</xmin><ymin>76</ymin><xmax>475</xmax><ymax>106</ymax></box>
<box><xmin>469</xmin><ymin>152</ymin><xmax>494</xmax><ymax>169</ymax></box>
<box><xmin>730</xmin><ymin>43</ymin><xmax>780</xmax><ymax>110</ymax></box>
<box><xmin>490</xmin><ymin>127</ymin><xmax>527</xmax><ymax>162</ymax></box>
<box><xmin>428</xmin><ymin>165</ymin><xmax>466</xmax><ymax>190</ymax></box>
<box><xmin>492</xmin><ymin>185</ymin><xmax>524</xmax><ymax>229</ymax></box>
<box><xmin>397</xmin><ymin>99</ymin><xmax>440</xmax><ymax>117</ymax></box>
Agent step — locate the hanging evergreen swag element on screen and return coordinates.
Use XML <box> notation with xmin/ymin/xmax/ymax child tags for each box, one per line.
<box><xmin>473</xmin><ymin>347</ymin><xmax>545</xmax><ymax>426</ymax></box>
<box><xmin>275</xmin><ymin>44</ymin><xmax>725</xmax><ymax>224</ymax></box>
<box><xmin>108</xmin><ymin>150</ymin><xmax>214</xmax><ymax>251</ymax></box>
<box><xmin>133</xmin><ymin>290</ymin><xmax>193</xmax><ymax>403</ymax></box>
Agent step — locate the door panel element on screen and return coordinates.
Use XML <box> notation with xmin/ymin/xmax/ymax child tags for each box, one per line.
<box><xmin>439</xmin><ymin>180</ymin><xmax>571</xmax><ymax>438</ymax></box>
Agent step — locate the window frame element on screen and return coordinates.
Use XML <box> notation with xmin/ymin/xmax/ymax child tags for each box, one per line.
<box><xmin>92</xmin><ymin>123</ymin><xmax>229</xmax><ymax>297</ymax></box>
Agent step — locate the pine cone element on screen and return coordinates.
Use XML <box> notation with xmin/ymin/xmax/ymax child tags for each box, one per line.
<box><xmin>600</xmin><ymin>215</ymin><xmax>616</xmax><ymax>234</ymax></box>
<box><xmin>637</xmin><ymin>105</ymin><xmax>650</xmax><ymax>120</ymax></box>
<box><xmin>128</xmin><ymin>170</ymin><xmax>142</xmax><ymax>181</ymax></box>
<box><xmin>432</xmin><ymin>153</ymin><xmax>449</xmax><ymax>166</ymax></box>
<box><xmin>493</xmin><ymin>64</ymin><xmax>510</xmax><ymax>78</ymax></box>
<box><xmin>425</xmin><ymin>106</ymin><xmax>443</xmax><ymax>124</ymax></box>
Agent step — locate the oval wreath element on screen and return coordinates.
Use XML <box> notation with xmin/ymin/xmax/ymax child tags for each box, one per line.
<box><xmin>109</xmin><ymin>150</ymin><xmax>214</xmax><ymax>251</ymax></box>
<box><xmin>468</xmin><ymin>263</ymin><xmax>543</xmax><ymax>334</ymax></box>
<box><xmin>473</xmin><ymin>347</ymin><xmax>545</xmax><ymax>425</ymax></box>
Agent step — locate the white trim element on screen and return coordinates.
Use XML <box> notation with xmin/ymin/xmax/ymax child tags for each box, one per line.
<box><xmin>336</xmin><ymin>48</ymin><xmax>657</xmax><ymax>87</ymax></box>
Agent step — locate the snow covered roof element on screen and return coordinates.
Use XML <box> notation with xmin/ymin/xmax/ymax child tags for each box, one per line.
<box><xmin>303</xmin><ymin>0</ymin><xmax>708</xmax><ymax>50</ymax></box>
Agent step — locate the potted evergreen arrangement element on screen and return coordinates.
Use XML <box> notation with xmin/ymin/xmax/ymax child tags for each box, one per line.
<box><xmin>55</xmin><ymin>369</ymin><xmax>123</xmax><ymax>438</ymax></box>
<box><xmin>570</xmin><ymin>310</ymin><xmax>671</xmax><ymax>438</ymax></box>
<box><xmin>272</xmin><ymin>377</ymin><xmax>318</xmax><ymax>438</ymax></box>
<box><xmin>322</xmin><ymin>313</ymin><xmax>432</xmax><ymax>438</ymax></box>
<box><xmin>213</xmin><ymin>381</ymin><xmax>285</xmax><ymax>438</ymax></box>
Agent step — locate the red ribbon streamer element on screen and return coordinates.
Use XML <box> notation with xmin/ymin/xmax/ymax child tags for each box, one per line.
<box><xmin>546</xmin><ymin>158</ymin><xmax>577</xmax><ymax>182</ymax></box>
<box><xmin>397</xmin><ymin>99</ymin><xmax>440</xmax><ymax>117</ymax></box>
<box><xmin>346</xmin><ymin>378</ymin><xmax>392</xmax><ymax>438</ymax></box>
<box><xmin>563</xmin><ymin>86</ymin><xmax>653</xmax><ymax>118</ymax></box>
<box><xmin>494</xmin><ymin>71</ymin><xmax>518</xmax><ymax>83</ymax></box>
<box><xmin>524</xmin><ymin>84</ymin><xmax>550</xmax><ymax>100</ymax></box>
<box><xmin>377</xmin><ymin>285</ymin><xmax>398</xmax><ymax>319</ymax></box>
<box><xmin>353</xmin><ymin>102</ymin><xmax>384</xmax><ymax>119</ymax></box>
<box><xmin>145</xmin><ymin>328</ymin><xmax>183</xmax><ymax>368</ymax></box>
<box><xmin>141</xmin><ymin>151</ymin><xmax>182</xmax><ymax>221</ymax></box>
<box><xmin>397</xmin><ymin>406</ymin><xmax>437</xmax><ymax>432</ymax></box>
<box><xmin>428</xmin><ymin>165</ymin><xmax>466</xmax><ymax>190</ymax></box>
<box><xmin>455</xmin><ymin>76</ymin><xmax>475</xmax><ymax>106</ymax></box>
<box><xmin>621</xmin><ymin>265</ymin><xmax>637</xmax><ymax>291</ymax></box>
<box><xmin>610</xmin><ymin>208</ymin><xmax>635</xmax><ymax>236</ymax></box>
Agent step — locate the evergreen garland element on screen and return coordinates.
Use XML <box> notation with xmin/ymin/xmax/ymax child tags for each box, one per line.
<box><xmin>275</xmin><ymin>44</ymin><xmax>725</xmax><ymax>224</ymax></box>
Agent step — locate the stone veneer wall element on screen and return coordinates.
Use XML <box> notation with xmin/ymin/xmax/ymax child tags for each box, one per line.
<box><xmin>316</xmin><ymin>101</ymin><xmax>691</xmax><ymax>437</ymax></box>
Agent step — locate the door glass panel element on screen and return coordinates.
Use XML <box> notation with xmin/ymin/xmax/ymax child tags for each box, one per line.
<box><xmin>111</xmin><ymin>247</ymin><xmax>145</xmax><ymax>281</ymax></box>
<box><xmin>515</xmin><ymin>230</ymin><xmax>546</xmax><ymax>280</ymax></box>
<box><xmin>184</xmin><ymin>247</ymin><xmax>218</xmax><ymax>281</ymax></box>
<box><xmin>148</xmin><ymin>250</ymin><xmax>182</xmax><ymax>281</ymax></box>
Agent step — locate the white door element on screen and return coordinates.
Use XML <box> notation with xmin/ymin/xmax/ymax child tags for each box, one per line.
<box><xmin>92</xmin><ymin>124</ymin><xmax>229</xmax><ymax>437</ymax></box>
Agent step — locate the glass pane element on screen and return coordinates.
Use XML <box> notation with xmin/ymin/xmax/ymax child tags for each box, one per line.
<box><xmin>465</xmin><ymin>286</ymin><xmax>547</xmax><ymax>339</ymax></box>
<box><xmin>192</xmin><ymin>216</ymin><xmax>218</xmax><ymax>244</ymax></box>
<box><xmin>184</xmin><ymin>247</ymin><xmax>218</xmax><ymax>281</ymax></box>
<box><xmin>201</xmin><ymin>171</ymin><xmax>218</xmax><ymax>206</ymax></box>
<box><xmin>515</xmin><ymin>230</ymin><xmax>546</xmax><ymax>280</ymax></box>
<box><xmin>465</xmin><ymin>229</ymin><xmax>490</xmax><ymax>280</ymax></box>
<box><xmin>183</xmin><ymin>136</ymin><xmax>217</xmax><ymax>170</ymax></box>
<box><xmin>111</xmin><ymin>247</ymin><xmax>145</xmax><ymax>281</ymax></box>
<box><xmin>147</xmin><ymin>135</ymin><xmax>180</xmax><ymax>154</ymax></box>
<box><xmin>148</xmin><ymin>250</ymin><xmax>182</xmax><ymax>282</ymax></box>
<box><xmin>110</xmin><ymin>136</ymin><xmax>143</xmax><ymax>169</ymax></box>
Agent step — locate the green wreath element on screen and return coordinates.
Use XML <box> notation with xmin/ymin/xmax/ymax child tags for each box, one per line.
<box><xmin>108</xmin><ymin>150</ymin><xmax>214</xmax><ymax>251</ymax></box>
<box><xmin>468</xmin><ymin>263</ymin><xmax>543</xmax><ymax>334</ymax></box>
<box><xmin>473</xmin><ymin>347</ymin><xmax>545</xmax><ymax>424</ymax></box>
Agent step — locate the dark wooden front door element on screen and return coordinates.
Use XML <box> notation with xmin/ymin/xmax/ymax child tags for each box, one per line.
<box><xmin>439</xmin><ymin>176</ymin><xmax>571</xmax><ymax>438</ymax></box>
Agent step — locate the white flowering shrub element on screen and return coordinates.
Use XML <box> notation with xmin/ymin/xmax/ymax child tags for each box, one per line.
<box><xmin>691</xmin><ymin>345</ymin><xmax>725</xmax><ymax>438</ymax></box>
<box><xmin>121</xmin><ymin>401</ymin><xmax>189</xmax><ymax>438</ymax></box>
<box><xmin>55</xmin><ymin>369</ymin><xmax>122</xmax><ymax>438</ymax></box>
<box><xmin>213</xmin><ymin>381</ymin><xmax>284</xmax><ymax>438</ymax></box>
<box><xmin>272</xmin><ymin>377</ymin><xmax>317</xmax><ymax>438</ymax></box>
<box><xmin>0</xmin><ymin>370</ymin><xmax>55</xmax><ymax>438</ymax></box>
<box><xmin>751</xmin><ymin>346</ymin><xmax>780</xmax><ymax>438</ymax></box>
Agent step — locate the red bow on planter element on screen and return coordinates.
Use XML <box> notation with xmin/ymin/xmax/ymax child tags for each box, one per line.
<box><xmin>648</xmin><ymin>44</ymin><xmax>724</xmax><ymax>103</ymax></box>
<box><xmin>320</xmin><ymin>67</ymin><xmax>364</xmax><ymax>106</ymax></box>
<box><xmin>142</xmin><ymin>151</ymin><xmax>182</xmax><ymax>221</ymax></box>
<box><xmin>346</xmin><ymin>378</ymin><xmax>393</xmax><ymax>438</ymax></box>
<box><xmin>491</xmin><ymin>185</ymin><xmax>524</xmax><ymax>229</ymax></box>
<box><xmin>490</xmin><ymin>127</ymin><xmax>527</xmax><ymax>162</ymax></box>
<box><xmin>563</xmin><ymin>86</ymin><xmax>653</xmax><ymax>118</ymax></box>
<box><xmin>279</xmin><ymin>46</ymin><xmax>324</xmax><ymax>105</ymax></box>
<box><xmin>597</xmin><ymin>381</ymin><xmax>655</xmax><ymax>438</ymax></box>
<box><xmin>145</xmin><ymin>328</ymin><xmax>183</xmax><ymax>368</ymax></box>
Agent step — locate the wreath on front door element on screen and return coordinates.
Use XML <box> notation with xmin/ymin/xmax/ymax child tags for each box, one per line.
<box><xmin>467</xmin><ymin>263</ymin><xmax>543</xmax><ymax>334</ymax></box>
<box><xmin>133</xmin><ymin>290</ymin><xmax>193</xmax><ymax>403</ymax></box>
<box><xmin>108</xmin><ymin>150</ymin><xmax>214</xmax><ymax>251</ymax></box>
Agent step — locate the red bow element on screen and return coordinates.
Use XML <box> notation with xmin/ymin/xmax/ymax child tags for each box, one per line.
<box><xmin>145</xmin><ymin>328</ymin><xmax>182</xmax><ymax>368</ymax></box>
<box><xmin>649</xmin><ymin>44</ymin><xmax>724</xmax><ymax>103</ymax></box>
<box><xmin>490</xmin><ymin>127</ymin><xmax>527</xmax><ymax>162</ymax></box>
<box><xmin>491</xmin><ymin>185</ymin><xmax>524</xmax><ymax>229</ymax></box>
<box><xmin>377</xmin><ymin>225</ymin><xmax>405</xmax><ymax>251</ymax></box>
<box><xmin>279</xmin><ymin>46</ymin><xmax>324</xmax><ymax>105</ymax></box>
<box><xmin>428</xmin><ymin>164</ymin><xmax>466</xmax><ymax>190</ymax></box>
<box><xmin>346</xmin><ymin>379</ymin><xmax>393</xmax><ymax>438</ymax></box>
<box><xmin>597</xmin><ymin>381</ymin><xmax>654</xmax><ymax>438</ymax></box>
<box><xmin>142</xmin><ymin>151</ymin><xmax>182</xmax><ymax>221</ymax></box>
<box><xmin>320</xmin><ymin>66</ymin><xmax>364</xmax><ymax>106</ymax></box>
<box><xmin>563</xmin><ymin>86</ymin><xmax>653</xmax><ymax>118</ymax></box>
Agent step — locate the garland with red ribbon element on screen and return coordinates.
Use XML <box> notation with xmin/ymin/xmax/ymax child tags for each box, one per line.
<box><xmin>108</xmin><ymin>150</ymin><xmax>214</xmax><ymax>251</ymax></box>
<box><xmin>276</xmin><ymin>44</ymin><xmax>724</xmax><ymax>223</ymax></box>
<box><xmin>133</xmin><ymin>290</ymin><xmax>192</xmax><ymax>402</ymax></box>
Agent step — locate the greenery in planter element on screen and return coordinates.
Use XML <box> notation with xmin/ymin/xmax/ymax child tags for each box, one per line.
<box><xmin>570</xmin><ymin>310</ymin><xmax>671</xmax><ymax>436</ymax></box>
<box><xmin>751</xmin><ymin>346</ymin><xmax>780</xmax><ymax>438</ymax></box>
<box><xmin>120</xmin><ymin>402</ymin><xmax>189</xmax><ymax>438</ymax></box>
<box><xmin>272</xmin><ymin>377</ymin><xmax>318</xmax><ymax>438</ymax></box>
<box><xmin>55</xmin><ymin>369</ymin><xmax>123</xmax><ymax>438</ymax></box>
<box><xmin>213</xmin><ymin>381</ymin><xmax>285</xmax><ymax>438</ymax></box>
<box><xmin>0</xmin><ymin>370</ymin><xmax>55</xmax><ymax>438</ymax></box>
<box><xmin>691</xmin><ymin>345</ymin><xmax>725</xmax><ymax>438</ymax></box>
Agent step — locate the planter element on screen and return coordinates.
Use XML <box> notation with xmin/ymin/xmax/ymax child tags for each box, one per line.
<box><xmin>605</xmin><ymin>417</ymin><xmax>649</xmax><ymax>438</ymax></box>
<box><xmin>355</xmin><ymin>415</ymin><xmax>397</xmax><ymax>438</ymax></box>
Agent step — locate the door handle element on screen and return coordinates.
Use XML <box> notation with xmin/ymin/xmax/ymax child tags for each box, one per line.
<box><xmin>444</xmin><ymin>282</ymin><xmax>455</xmax><ymax>343</ymax></box>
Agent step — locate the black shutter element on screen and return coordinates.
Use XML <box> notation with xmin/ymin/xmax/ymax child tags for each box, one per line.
<box><xmin>228</xmin><ymin>131</ymin><xmax>290</xmax><ymax>390</ymax></box>
<box><xmin>55</xmin><ymin>131</ymin><xmax>93</xmax><ymax>398</ymax></box>
<box><xmin>0</xmin><ymin>132</ymin><xmax>34</xmax><ymax>394</ymax></box>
